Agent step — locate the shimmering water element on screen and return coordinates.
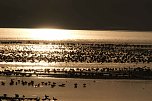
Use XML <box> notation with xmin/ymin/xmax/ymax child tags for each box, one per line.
<box><xmin>0</xmin><ymin>28</ymin><xmax>152</xmax><ymax>101</ymax></box>
<box><xmin>0</xmin><ymin>28</ymin><xmax>152</xmax><ymax>44</ymax></box>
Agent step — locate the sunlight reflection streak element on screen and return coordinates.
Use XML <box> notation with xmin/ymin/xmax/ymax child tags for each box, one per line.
<box><xmin>28</xmin><ymin>29</ymin><xmax>73</xmax><ymax>40</ymax></box>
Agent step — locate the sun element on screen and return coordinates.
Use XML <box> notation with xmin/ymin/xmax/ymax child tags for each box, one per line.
<box><xmin>28</xmin><ymin>29</ymin><xmax>73</xmax><ymax>40</ymax></box>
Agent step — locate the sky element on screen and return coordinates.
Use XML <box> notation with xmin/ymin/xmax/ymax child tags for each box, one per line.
<box><xmin>0</xmin><ymin>0</ymin><xmax>152</xmax><ymax>31</ymax></box>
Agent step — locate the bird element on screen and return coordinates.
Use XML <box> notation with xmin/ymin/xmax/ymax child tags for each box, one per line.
<box><xmin>52</xmin><ymin>97</ymin><xmax>57</xmax><ymax>101</ymax></box>
<box><xmin>74</xmin><ymin>83</ymin><xmax>78</xmax><ymax>88</ymax></box>
<box><xmin>83</xmin><ymin>83</ymin><xmax>86</xmax><ymax>87</ymax></box>
<box><xmin>1</xmin><ymin>81</ymin><xmax>5</xmax><ymax>86</ymax></box>
<box><xmin>53</xmin><ymin>82</ymin><xmax>56</xmax><ymax>85</ymax></box>
<box><xmin>58</xmin><ymin>83</ymin><xmax>65</xmax><ymax>87</ymax></box>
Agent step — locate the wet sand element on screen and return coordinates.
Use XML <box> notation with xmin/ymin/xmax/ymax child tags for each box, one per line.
<box><xmin>1</xmin><ymin>77</ymin><xmax>152</xmax><ymax>101</ymax></box>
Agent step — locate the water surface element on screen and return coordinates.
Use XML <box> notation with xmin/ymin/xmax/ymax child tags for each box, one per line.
<box><xmin>0</xmin><ymin>77</ymin><xmax>152</xmax><ymax>101</ymax></box>
<box><xmin>0</xmin><ymin>28</ymin><xmax>152</xmax><ymax>44</ymax></box>
<box><xmin>0</xmin><ymin>28</ymin><xmax>152</xmax><ymax>101</ymax></box>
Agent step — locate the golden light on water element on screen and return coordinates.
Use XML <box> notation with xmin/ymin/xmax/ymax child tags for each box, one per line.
<box><xmin>0</xmin><ymin>28</ymin><xmax>152</xmax><ymax>43</ymax></box>
<box><xmin>26</xmin><ymin>29</ymin><xmax>152</xmax><ymax>43</ymax></box>
<box><xmin>25</xmin><ymin>28</ymin><xmax>107</xmax><ymax>40</ymax></box>
<box><xmin>27</xmin><ymin>29</ymin><xmax>74</xmax><ymax>40</ymax></box>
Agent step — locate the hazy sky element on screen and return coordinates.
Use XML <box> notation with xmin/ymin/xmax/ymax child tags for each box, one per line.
<box><xmin>0</xmin><ymin>0</ymin><xmax>152</xmax><ymax>30</ymax></box>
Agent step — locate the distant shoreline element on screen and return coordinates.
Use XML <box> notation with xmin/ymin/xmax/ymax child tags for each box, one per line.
<box><xmin>0</xmin><ymin>62</ymin><xmax>152</xmax><ymax>69</ymax></box>
<box><xmin>0</xmin><ymin>39</ymin><xmax>152</xmax><ymax>45</ymax></box>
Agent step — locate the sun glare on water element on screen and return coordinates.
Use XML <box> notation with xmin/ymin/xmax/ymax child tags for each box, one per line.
<box><xmin>28</xmin><ymin>29</ymin><xmax>73</xmax><ymax>40</ymax></box>
<box><xmin>1</xmin><ymin>28</ymin><xmax>152</xmax><ymax>43</ymax></box>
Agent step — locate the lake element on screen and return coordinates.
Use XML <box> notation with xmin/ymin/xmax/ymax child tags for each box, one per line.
<box><xmin>0</xmin><ymin>28</ymin><xmax>152</xmax><ymax>101</ymax></box>
<box><xmin>0</xmin><ymin>28</ymin><xmax>152</xmax><ymax>44</ymax></box>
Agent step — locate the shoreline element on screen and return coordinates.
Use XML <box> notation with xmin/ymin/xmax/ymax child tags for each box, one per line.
<box><xmin>1</xmin><ymin>39</ymin><xmax>152</xmax><ymax>45</ymax></box>
<box><xmin>1</xmin><ymin>63</ymin><xmax>152</xmax><ymax>80</ymax></box>
<box><xmin>0</xmin><ymin>62</ymin><xmax>152</xmax><ymax>69</ymax></box>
